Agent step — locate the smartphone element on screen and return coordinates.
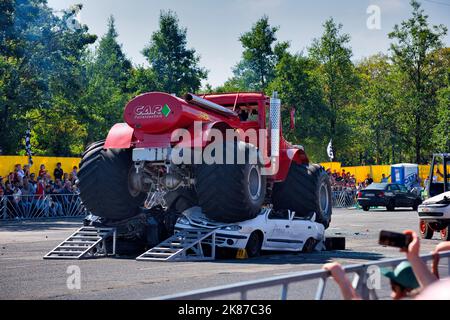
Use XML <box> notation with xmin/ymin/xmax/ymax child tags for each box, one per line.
<box><xmin>379</xmin><ymin>230</ymin><xmax>413</xmax><ymax>249</ymax></box>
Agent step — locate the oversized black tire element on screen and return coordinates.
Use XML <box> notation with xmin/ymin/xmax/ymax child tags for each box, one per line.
<box><xmin>362</xmin><ymin>206</ymin><xmax>370</xmax><ymax>212</ymax></box>
<box><xmin>194</xmin><ymin>142</ymin><xmax>266</xmax><ymax>223</ymax></box>
<box><xmin>272</xmin><ymin>163</ymin><xmax>332</xmax><ymax>229</ymax></box>
<box><xmin>78</xmin><ymin>142</ymin><xmax>146</xmax><ymax>221</ymax></box>
<box><xmin>164</xmin><ymin>187</ymin><xmax>198</xmax><ymax>213</ymax></box>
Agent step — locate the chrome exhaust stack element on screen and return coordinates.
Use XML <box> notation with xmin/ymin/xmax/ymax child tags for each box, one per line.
<box><xmin>262</xmin><ymin>91</ymin><xmax>281</xmax><ymax>176</ymax></box>
<box><xmin>270</xmin><ymin>91</ymin><xmax>281</xmax><ymax>159</ymax></box>
<box><xmin>184</xmin><ymin>93</ymin><xmax>238</xmax><ymax>117</ymax></box>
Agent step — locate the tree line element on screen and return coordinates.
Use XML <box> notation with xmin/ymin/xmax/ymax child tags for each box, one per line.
<box><xmin>0</xmin><ymin>0</ymin><xmax>448</xmax><ymax>165</ymax></box>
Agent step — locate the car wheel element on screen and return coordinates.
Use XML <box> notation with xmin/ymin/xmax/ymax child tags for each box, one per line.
<box><xmin>441</xmin><ymin>226</ymin><xmax>450</xmax><ymax>241</ymax></box>
<box><xmin>386</xmin><ymin>201</ymin><xmax>395</xmax><ymax>212</ymax></box>
<box><xmin>302</xmin><ymin>238</ymin><xmax>317</xmax><ymax>253</ymax></box>
<box><xmin>362</xmin><ymin>206</ymin><xmax>370</xmax><ymax>212</ymax></box>
<box><xmin>246</xmin><ymin>231</ymin><xmax>263</xmax><ymax>258</ymax></box>
<box><xmin>420</xmin><ymin>220</ymin><xmax>434</xmax><ymax>239</ymax></box>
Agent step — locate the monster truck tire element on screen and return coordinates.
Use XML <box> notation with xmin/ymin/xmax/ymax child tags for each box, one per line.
<box><xmin>164</xmin><ymin>187</ymin><xmax>198</xmax><ymax>213</ymax></box>
<box><xmin>78</xmin><ymin>142</ymin><xmax>146</xmax><ymax>221</ymax></box>
<box><xmin>194</xmin><ymin>142</ymin><xmax>266</xmax><ymax>223</ymax></box>
<box><xmin>272</xmin><ymin>163</ymin><xmax>332</xmax><ymax>229</ymax></box>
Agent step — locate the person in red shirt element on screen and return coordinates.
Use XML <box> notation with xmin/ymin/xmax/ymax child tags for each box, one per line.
<box><xmin>38</xmin><ymin>164</ymin><xmax>47</xmax><ymax>178</ymax></box>
<box><xmin>35</xmin><ymin>177</ymin><xmax>45</xmax><ymax>198</ymax></box>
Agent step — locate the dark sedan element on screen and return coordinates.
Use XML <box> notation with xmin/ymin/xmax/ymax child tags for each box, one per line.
<box><xmin>357</xmin><ymin>183</ymin><xmax>422</xmax><ymax>212</ymax></box>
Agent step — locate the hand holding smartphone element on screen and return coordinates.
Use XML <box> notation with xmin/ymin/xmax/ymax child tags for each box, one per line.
<box><xmin>379</xmin><ymin>230</ymin><xmax>413</xmax><ymax>249</ymax></box>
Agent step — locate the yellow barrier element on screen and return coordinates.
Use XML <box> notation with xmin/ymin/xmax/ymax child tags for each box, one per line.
<box><xmin>0</xmin><ymin>156</ymin><xmax>80</xmax><ymax>180</ymax></box>
<box><xmin>0</xmin><ymin>156</ymin><xmax>432</xmax><ymax>185</ymax></box>
<box><xmin>321</xmin><ymin>163</ymin><xmax>431</xmax><ymax>184</ymax></box>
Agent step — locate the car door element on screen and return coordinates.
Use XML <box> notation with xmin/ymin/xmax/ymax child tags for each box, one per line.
<box><xmin>395</xmin><ymin>184</ymin><xmax>409</xmax><ymax>207</ymax></box>
<box><xmin>290</xmin><ymin>214</ymin><xmax>314</xmax><ymax>249</ymax></box>
<box><xmin>266</xmin><ymin>210</ymin><xmax>297</xmax><ymax>250</ymax></box>
<box><xmin>399</xmin><ymin>185</ymin><xmax>415</xmax><ymax>207</ymax></box>
<box><xmin>386</xmin><ymin>184</ymin><xmax>400</xmax><ymax>205</ymax></box>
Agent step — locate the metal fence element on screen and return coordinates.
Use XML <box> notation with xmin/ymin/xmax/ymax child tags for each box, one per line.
<box><xmin>155</xmin><ymin>251</ymin><xmax>450</xmax><ymax>300</ymax></box>
<box><xmin>0</xmin><ymin>194</ymin><xmax>87</xmax><ymax>220</ymax></box>
<box><xmin>0</xmin><ymin>190</ymin><xmax>358</xmax><ymax>220</ymax></box>
<box><xmin>332</xmin><ymin>189</ymin><xmax>358</xmax><ymax>208</ymax></box>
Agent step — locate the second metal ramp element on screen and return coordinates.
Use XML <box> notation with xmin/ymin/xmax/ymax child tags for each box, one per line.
<box><xmin>136</xmin><ymin>228</ymin><xmax>216</xmax><ymax>262</ymax></box>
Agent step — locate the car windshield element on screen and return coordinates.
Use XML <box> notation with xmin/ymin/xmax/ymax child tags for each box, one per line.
<box><xmin>365</xmin><ymin>183</ymin><xmax>388</xmax><ymax>190</ymax></box>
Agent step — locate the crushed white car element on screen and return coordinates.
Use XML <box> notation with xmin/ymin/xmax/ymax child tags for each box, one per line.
<box><xmin>418</xmin><ymin>191</ymin><xmax>450</xmax><ymax>241</ymax></box>
<box><xmin>175</xmin><ymin>207</ymin><xmax>326</xmax><ymax>257</ymax></box>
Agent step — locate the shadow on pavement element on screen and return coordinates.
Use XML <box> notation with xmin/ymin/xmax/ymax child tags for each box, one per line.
<box><xmin>211</xmin><ymin>249</ymin><xmax>386</xmax><ymax>266</ymax></box>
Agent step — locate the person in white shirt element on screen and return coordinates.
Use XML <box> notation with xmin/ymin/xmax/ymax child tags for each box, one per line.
<box><xmin>15</xmin><ymin>164</ymin><xmax>25</xmax><ymax>183</ymax></box>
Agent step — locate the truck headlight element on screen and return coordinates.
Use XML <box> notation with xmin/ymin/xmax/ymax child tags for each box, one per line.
<box><xmin>221</xmin><ymin>225</ymin><xmax>242</xmax><ymax>231</ymax></box>
<box><xmin>178</xmin><ymin>216</ymin><xmax>190</xmax><ymax>225</ymax></box>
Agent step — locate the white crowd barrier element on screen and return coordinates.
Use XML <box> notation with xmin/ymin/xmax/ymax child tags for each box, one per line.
<box><xmin>0</xmin><ymin>194</ymin><xmax>88</xmax><ymax>220</ymax></box>
<box><xmin>332</xmin><ymin>189</ymin><xmax>358</xmax><ymax>208</ymax></box>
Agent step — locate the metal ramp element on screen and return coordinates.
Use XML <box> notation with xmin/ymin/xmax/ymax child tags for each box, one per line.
<box><xmin>136</xmin><ymin>228</ymin><xmax>216</xmax><ymax>262</ymax></box>
<box><xmin>44</xmin><ymin>226</ymin><xmax>116</xmax><ymax>260</ymax></box>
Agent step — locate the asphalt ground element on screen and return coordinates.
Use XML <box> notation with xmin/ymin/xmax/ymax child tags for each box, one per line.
<box><xmin>0</xmin><ymin>207</ymin><xmax>445</xmax><ymax>300</ymax></box>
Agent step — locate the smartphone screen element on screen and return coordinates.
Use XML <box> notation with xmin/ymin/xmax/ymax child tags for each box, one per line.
<box><xmin>379</xmin><ymin>230</ymin><xmax>412</xmax><ymax>249</ymax></box>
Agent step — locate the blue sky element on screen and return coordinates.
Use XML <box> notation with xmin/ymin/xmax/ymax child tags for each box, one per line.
<box><xmin>47</xmin><ymin>0</ymin><xmax>450</xmax><ymax>87</ymax></box>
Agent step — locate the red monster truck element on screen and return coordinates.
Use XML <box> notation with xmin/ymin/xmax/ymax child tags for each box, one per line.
<box><xmin>78</xmin><ymin>92</ymin><xmax>332</xmax><ymax>228</ymax></box>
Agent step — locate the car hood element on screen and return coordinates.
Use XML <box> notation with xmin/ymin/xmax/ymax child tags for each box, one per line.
<box><xmin>180</xmin><ymin>206</ymin><xmax>268</xmax><ymax>229</ymax></box>
<box><xmin>423</xmin><ymin>191</ymin><xmax>450</xmax><ymax>205</ymax></box>
<box><xmin>181</xmin><ymin>207</ymin><xmax>230</xmax><ymax>229</ymax></box>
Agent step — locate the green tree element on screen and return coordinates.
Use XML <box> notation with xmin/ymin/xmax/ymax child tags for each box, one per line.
<box><xmin>354</xmin><ymin>54</ymin><xmax>405</xmax><ymax>164</ymax></box>
<box><xmin>94</xmin><ymin>16</ymin><xmax>132</xmax><ymax>90</ymax></box>
<box><xmin>127</xmin><ymin>66</ymin><xmax>159</xmax><ymax>96</ymax></box>
<box><xmin>0</xmin><ymin>1</ymin><xmax>96</xmax><ymax>156</ymax></box>
<box><xmin>81</xmin><ymin>16</ymin><xmax>133</xmax><ymax>144</ymax></box>
<box><xmin>142</xmin><ymin>10</ymin><xmax>207</xmax><ymax>96</ymax></box>
<box><xmin>223</xmin><ymin>16</ymin><xmax>288</xmax><ymax>92</ymax></box>
<box><xmin>268</xmin><ymin>52</ymin><xmax>328</xmax><ymax>162</ymax></box>
<box><xmin>434</xmin><ymin>86</ymin><xmax>450</xmax><ymax>152</ymax></box>
<box><xmin>388</xmin><ymin>0</ymin><xmax>447</xmax><ymax>163</ymax></box>
<box><xmin>26</xmin><ymin>108</ymin><xmax>88</xmax><ymax>156</ymax></box>
<box><xmin>309</xmin><ymin>18</ymin><xmax>357</xmax><ymax>161</ymax></box>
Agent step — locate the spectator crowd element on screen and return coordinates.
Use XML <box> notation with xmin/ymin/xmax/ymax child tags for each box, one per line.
<box><xmin>326</xmin><ymin>168</ymin><xmax>391</xmax><ymax>192</ymax></box>
<box><xmin>325</xmin><ymin>169</ymin><xmax>386</xmax><ymax>207</ymax></box>
<box><xmin>0</xmin><ymin>163</ymin><xmax>81</xmax><ymax>219</ymax></box>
